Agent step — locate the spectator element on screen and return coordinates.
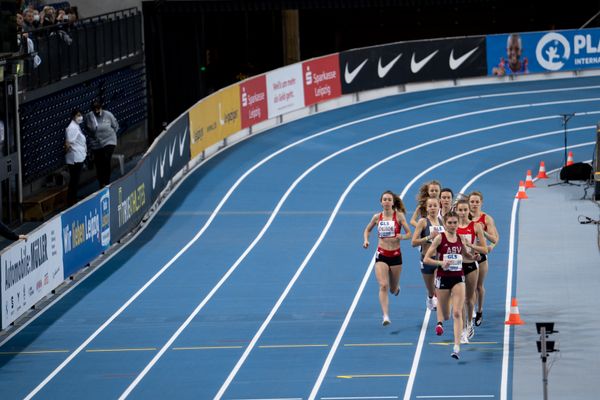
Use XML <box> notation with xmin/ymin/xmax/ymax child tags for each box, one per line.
<box><xmin>85</xmin><ymin>100</ymin><xmax>118</xmax><ymax>188</ymax></box>
<box><xmin>0</xmin><ymin>220</ymin><xmax>27</xmax><ymax>241</ymax></box>
<box><xmin>31</xmin><ymin>9</ymin><xmax>41</xmax><ymax>28</ymax></box>
<box><xmin>65</xmin><ymin>109</ymin><xmax>86</xmax><ymax>206</ymax></box>
<box><xmin>23</xmin><ymin>9</ymin><xmax>37</xmax><ymax>31</ymax></box>
<box><xmin>16</xmin><ymin>12</ymin><xmax>24</xmax><ymax>31</ymax></box>
<box><xmin>40</xmin><ymin>6</ymin><xmax>56</xmax><ymax>28</ymax></box>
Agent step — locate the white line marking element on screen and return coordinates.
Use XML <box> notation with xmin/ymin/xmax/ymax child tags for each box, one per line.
<box><xmin>121</xmin><ymin>101</ymin><xmax>599</xmax><ymax>399</ymax></box>
<box><xmin>219</xmin><ymin>117</ymin><xmax>595</xmax><ymax>400</ymax></box>
<box><xmin>322</xmin><ymin>397</ymin><xmax>399</xmax><ymax>399</ymax></box>
<box><xmin>401</xmin><ymin>144</ymin><xmax>593</xmax><ymax>400</ymax></box>
<box><xmin>229</xmin><ymin>398</ymin><xmax>303</xmax><ymax>400</ymax></box>
<box><xmin>3</xmin><ymin>82</ymin><xmax>597</xmax><ymax>349</ymax></box>
<box><xmin>416</xmin><ymin>396</ymin><xmax>495</xmax><ymax>399</ymax></box>
<box><xmin>402</xmin><ymin>309</ymin><xmax>432</xmax><ymax>400</ymax></box>
<box><xmin>20</xmin><ymin>85</ymin><xmax>600</xmax><ymax>397</ymax></box>
<box><xmin>308</xmin><ymin>259</ymin><xmax>375</xmax><ymax>400</ymax></box>
<box><xmin>309</xmin><ymin>131</ymin><xmax>595</xmax><ymax>398</ymax></box>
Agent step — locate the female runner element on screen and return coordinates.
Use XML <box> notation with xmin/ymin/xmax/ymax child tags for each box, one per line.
<box><xmin>411</xmin><ymin>197</ymin><xmax>444</xmax><ymax>311</ymax></box>
<box><xmin>410</xmin><ymin>180</ymin><xmax>442</xmax><ymax>227</ymax></box>
<box><xmin>364</xmin><ymin>190</ymin><xmax>412</xmax><ymax>326</ymax></box>
<box><xmin>456</xmin><ymin>199</ymin><xmax>486</xmax><ymax>342</ymax></box>
<box><xmin>424</xmin><ymin>211</ymin><xmax>487</xmax><ymax>359</ymax></box>
<box><xmin>468</xmin><ymin>191</ymin><xmax>499</xmax><ymax>326</ymax></box>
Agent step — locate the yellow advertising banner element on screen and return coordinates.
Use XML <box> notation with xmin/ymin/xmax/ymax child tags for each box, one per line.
<box><xmin>219</xmin><ymin>84</ymin><xmax>242</xmax><ymax>137</ymax></box>
<box><xmin>188</xmin><ymin>84</ymin><xmax>241</xmax><ymax>158</ymax></box>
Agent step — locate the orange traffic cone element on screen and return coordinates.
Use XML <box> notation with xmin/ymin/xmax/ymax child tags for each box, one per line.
<box><xmin>515</xmin><ymin>181</ymin><xmax>528</xmax><ymax>199</ymax></box>
<box><xmin>566</xmin><ymin>151</ymin><xmax>574</xmax><ymax>166</ymax></box>
<box><xmin>537</xmin><ymin>161</ymin><xmax>548</xmax><ymax>179</ymax></box>
<box><xmin>505</xmin><ymin>298</ymin><xmax>525</xmax><ymax>325</ymax></box>
<box><xmin>525</xmin><ymin>170</ymin><xmax>536</xmax><ymax>188</ymax></box>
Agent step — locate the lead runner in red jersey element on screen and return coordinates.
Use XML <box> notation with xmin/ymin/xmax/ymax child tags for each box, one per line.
<box><xmin>363</xmin><ymin>190</ymin><xmax>412</xmax><ymax>326</ymax></box>
<box><xmin>424</xmin><ymin>211</ymin><xmax>487</xmax><ymax>359</ymax></box>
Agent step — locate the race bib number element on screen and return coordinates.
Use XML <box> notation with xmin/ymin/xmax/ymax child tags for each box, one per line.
<box><xmin>431</xmin><ymin>225</ymin><xmax>445</xmax><ymax>234</ymax></box>
<box><xmin>378</xmin><ymin>220</ymin><xmax>395</xmax><ymax>238</ymax></box>
<box><xmin>460</xmin><ymin>234</ymin><xmax>474</xmax><ymax>255</ymax></box>
<box><xmin>443</xmin><ymin>253</ymin><xmax>463</xmax><ymax>271</ymax></box>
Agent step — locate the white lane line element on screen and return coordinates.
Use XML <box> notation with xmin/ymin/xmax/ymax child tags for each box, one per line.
<box><xmin>218</xmin><ymin>116</ymin><xmax>591</xmax><ymax>400</ymax></box>
<box><xmin>24</xmin><ymin>82</ymin><xmax>482</xmax><ymax>399</ymax></box>
<box><xmin>308</xmin><ymin>131</ymin><xmax>590</xmax><ymax>398</ymax></box>
<box><xmin>461</xmin><ymin>151</ymin><xmax>592</xmax><ymax>400</ymax></box>
<box><xmin>402</xmin><ymin>309</ymin><xmax>432</xmax><ymax>400</ymax></box>
<box><xmin>400</xmin><ymin>135</ymin><xmax>594</xmax><ymax>400</ymax></box>
<box><xmin>322</xmin><ymin>397</ymin><xmax>399</xmax><ymax>399</ymax></box>
<box><xmin>22</xmin><ymin>88</ymin><xmax>600</xmax><ymax>398</ymax></box>
<box><xmin>306</xmin><ymin>257</ymin><xmax>375</xmax><ymax>400</ymax></box>
<box><xmin>229</xmin><ymin>398</ymin><xmax>303</xmax><ymax>400</ymax></box>
<box><xmin>120</xmin><ymin>104</ymin><xmax>597</xmax><ymax>398</ymax></box>
<box><xmin>3</xmin><ymin>83</ymin><xmax>596</xmax><ymax>353</ymax></box>
<box><xmin>13</xmin><ymin>85</ymin><xmax>532</xmax><ymax>396</ymax></box>
<box><xmin>401</xmin><ymin>143</ymin><xmax>594</xmax><ymax>400</ymax></box>
<box><xmin>416</xmin><ymin>396</ymin><xmax>495</xmax><ymax>399</ymax></box>
<box><xmin>317</xmin><ymin>140</ymin><xmax>595</xmax><ymax>399</ymax></box>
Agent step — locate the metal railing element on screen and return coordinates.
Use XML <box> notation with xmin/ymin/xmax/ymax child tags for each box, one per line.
<box><xmin>16</xmin><ymin>8</ymin><xmax>142</xmax><ymax>91</ymax></box>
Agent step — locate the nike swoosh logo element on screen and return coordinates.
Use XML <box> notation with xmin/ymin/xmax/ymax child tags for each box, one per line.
<box><xmin>179</xmin><ymin>127</ymin><xmax>187</xmax><ymax>156</ymax></box>
<box><xmin>377</xmin><ymin>54</ymin><xmax>402</xmax><ymax>78</ymax></box>
<box><xmin>344</xmin><ymin>59</ymin><xmax>368</xmax><ymax>84</ymax></box>
<box><xmin>160</xmin><ymin>148</ymin><xmax>166</xmax><ymax>178</ymax></box>
<box><xmin>449</xmin><ymin>47</ymin><xmax>478</xmax><ymax>70</ymax></box>
<box><xmin>168</xmin><ymin>138</ymin><xmax>176</xmax><ymax>167</ymax></box>
<box><xmin>152</xmin><ymin>160</ymin><xmax>158</xmax><ymax>189</ymax></box>
<box><xmin>410</xmin><ymin>50</ymin><xmax>439</xmax><ymax>73</ymax></box>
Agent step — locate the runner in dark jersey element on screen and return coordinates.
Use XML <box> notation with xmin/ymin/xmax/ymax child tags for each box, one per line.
<box><xmin>364</xmin><ymin>190</ymin><xmax>412</xmax><ymax>326</ymax></box>
<box><xmin>424</xmin><ymin>211</ymin><xmax>487</xmax><ymax>359</ymax></box>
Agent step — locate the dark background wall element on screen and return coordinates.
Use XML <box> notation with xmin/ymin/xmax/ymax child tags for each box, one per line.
<box><xmin>143</xmin><ymin>0</ymin><xmax>600</xmax><ymax>139</ymax></box>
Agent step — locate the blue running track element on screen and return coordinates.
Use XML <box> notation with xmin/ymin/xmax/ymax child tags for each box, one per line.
<box><xmin>1</xmin><ymin>76</ymin><xmax>599</xmax><ymax>400</ymax></box>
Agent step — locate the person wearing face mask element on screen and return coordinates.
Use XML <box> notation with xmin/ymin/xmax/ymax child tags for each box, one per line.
<box><xmin>85</xmin><ymin>100</ymin><xmax>119</xmax><ymax>188</ymax></box>
<box><xmin>32</xmin><ymin>10</ymin><xmax>41</xmax><ymax>28</ymax></box>
<box><xmin>65</xmin><ymin>109</ymin><xmax>87</xmax><ymax>206</ymax></box>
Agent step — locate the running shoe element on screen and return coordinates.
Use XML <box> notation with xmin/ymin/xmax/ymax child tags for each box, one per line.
<box><xmin>426</xmin><ymin>296</ymin><xmax>434</xmax><ymax>310</ymax></box>
<box><xmin>475</xmin><ymin>311</ymin><xmax>483</xmax><ymax>326</ymax></box>
<box><xmin>460</xmin><ymin>329</ymin><xmax>469</xmax><ymax>344</ymax></box>
<box><xmin>393</xmin><ymin>286</ymin><xmax>400</xmax><ymax>296</ymax></box>
<box><xmin>382</xmin><ymin>316</ymin><xmax>391</xmax><ymax>326</ymax></box>
<box><xmin>467</xmin><ymin>322</ymin><xmax>475</xmax><ymax>339</ymax></box>
<box><xmin>432</xmin><ymin>295</ymin><xmax>438</xmax><ymax>311</ymax></box>
<box><xmin>451</xmin><ymin>344</ymin><xmax>460</xmax><ymax>359</ymax></box>
<box><xmin>435</xmin><ymin>323</ymin><xmax>444</xmax><ymax>336</ymax></box>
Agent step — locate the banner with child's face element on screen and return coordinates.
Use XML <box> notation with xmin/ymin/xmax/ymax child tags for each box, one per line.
<box><xmin>487</xmin><ymin>28</ymin><xmax>600</xmax><ymax>76</ymax></box>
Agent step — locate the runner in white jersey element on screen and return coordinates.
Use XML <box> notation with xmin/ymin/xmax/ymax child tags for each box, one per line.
<box><xmin>364</xmin><ymin>190</ymin><xmax>412</xmax><ymax>326</ymax></box>
<box><xmin>411</xmin><ymin>197</ymin><xmax>444</xmax><ymax>311</ymax></box>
